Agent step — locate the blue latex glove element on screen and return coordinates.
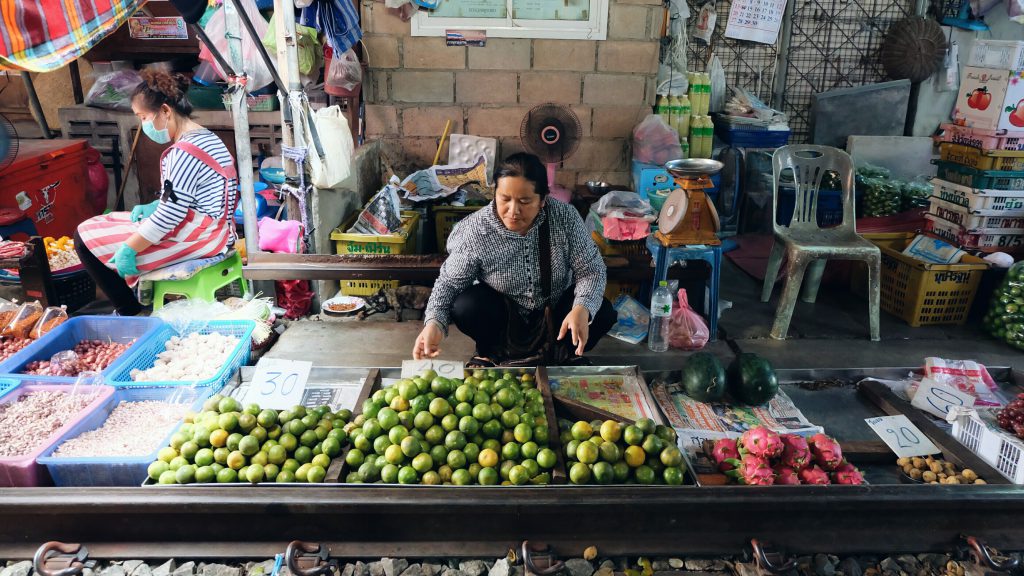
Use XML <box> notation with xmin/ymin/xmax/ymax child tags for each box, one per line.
<box><xmin>109</xmin><ymin>244</ymin><xmax>140</xmax><ymax>278</ymax></box>
<box><xmin>129</xmin><ymin>201</ymin><xmax>160</xmax><ymax>223</ymax></box>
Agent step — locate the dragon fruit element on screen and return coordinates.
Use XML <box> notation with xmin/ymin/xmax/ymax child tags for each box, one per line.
<box><xmin>725</xmin><ymin>454</ymin><xmax>775</xmax><ymax>485</ymax></box>
<box><xmin>773</xmin><ymin>465</ymin><xmax>801</xmax><ymax>485</ymax></box>
<box><xmin>798</xmin><ymin>465</ymin><xmax>832</xmax><ymax>485</ymax></box>
<box><xmin>779</xmin><ymin>434</ymin><xmax>811</xmax><ymax>471</ymax></box>
<box><xmin>831</xmin><ymin>462</ymin><xmax>865</xmax><ymax>485</ymax></box>
<box><xmin>711</xmin><ymin>438</ymin><xmax>740</xmax><ymax>472</ymax></box>
<box><xmin>738</xmin><ymin>426</ymin><xmax>783</xmax><ymax>459</ymax></box>
<box><xmin>809</xmin><ymin>433</ymin><xmax>844</xmax><ymax>471</ymax></box>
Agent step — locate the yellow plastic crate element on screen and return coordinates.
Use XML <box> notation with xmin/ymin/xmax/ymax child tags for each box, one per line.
<box><xmin>851</xmin><ymin>233</ymin><xmax>989</xmax><ymax>326</ymax></box>
<box><xmin>591</xmin><ymin>231</ymin><xmax>649</xmax><ymax>258</ymax></box>
<box><xmin>433</xmin><ymin>206</ymin><xmax>482</xmax><ymax>253</ymax></box>
<box><xmin>330</xmin><ymin>211</ymin><xmax>420</xmax><ymax>296</ymax></box>
<box><xmin>940</xmin><ymin>143</ymin><xmax>1024</xmax><ymax>172</ymax></box>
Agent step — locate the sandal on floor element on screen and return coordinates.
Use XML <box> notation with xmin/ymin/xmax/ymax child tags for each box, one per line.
<box><xmin>467</xmin><ymin>356</ymin><xmax>497</xmax><ymax>368</ymax></box>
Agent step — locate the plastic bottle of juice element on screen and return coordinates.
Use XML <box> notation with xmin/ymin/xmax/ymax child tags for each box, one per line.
<box><xmin>668</xmin><ymin>95</ymin><xmax>682</xmax><ymax>131</ymax></box>
<box><xmin>704</xmin><ymin>115</ymin><xmax>716</xmax><ymax>158</ymax></box>
<box><xmin>655</xmin><ymin>94</ymin><xmax>670</xmax><ymax>122</ymax></box>
<box><xmin>680</xmin><ymin>136</ymin><xmax>689</xmax><ymax>159</ymax></box>
<box><xmin>678</xmin><ymin>94</ymin><xmax>692</xmax><ymax>137</ymax></box>
<box><xmin>689</xmin><ymin>121</ymin><xmax>702</xmax><ymax>159</ymax></box>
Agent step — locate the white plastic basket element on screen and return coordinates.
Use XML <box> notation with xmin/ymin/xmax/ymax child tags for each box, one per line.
<box><xmin>928</xmin><ymin>197</ymin><xmax>1024</xmax><ymax>231</ymax></box>
<box><xmin>950</xmin><ymin>407</ymin><xmax>1024</xmax><ymax>484</ymax></box>
<box><xmin>931</xmin><ymin>179</ymin><xmax>1024</xmax><ymax>214</ymax></box>
<box><xmin>926</xmin><ymin>214</ymin><xmax>1024</xmax><ymax>250</ymax></box>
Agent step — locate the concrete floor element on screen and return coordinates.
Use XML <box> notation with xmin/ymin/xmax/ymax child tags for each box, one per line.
<box><xmin>265</xmin><ymin>258</ymin><xmax>1024</xmax><ymax>372</ymax></box>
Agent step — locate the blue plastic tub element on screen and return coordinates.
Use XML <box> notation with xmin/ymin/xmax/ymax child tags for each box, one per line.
<box><xmin>106</xmin><ymin>320</ymin><xmax>255</xmax><ymax>389</ymax></box>
<box><xmin>0</xmin><ymin>381</ymin><xmax>115</xmax><ymax>486</ymax></box>
<box><xmin>0</xmin><ymin>316</ymin><xmax>165</xmax><ymax>382</ymax></box>
<box><xmin>934</xmin><ymin>161</ymin><xmax>1024</xmax><ymax>191</ymax></box>
<box><xmin>717</xmin><ymin>125</ymin><xmax>791</xmax><ymax>148</ymax></box>
<box><xmin>37</xmin><ymin>385</ymin><xmax>219</xmax><ymax>487</ymax></box>
<box><xmin>776</xmin><ymin>187</ymin><xmax>853</xmax><ymax>227</ymax></box>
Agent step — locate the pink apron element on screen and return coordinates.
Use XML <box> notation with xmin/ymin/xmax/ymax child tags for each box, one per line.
<box><xmin>78</xmin><ymin>141</ymin><xmax>238</xmax><ymax>287</ymax></box>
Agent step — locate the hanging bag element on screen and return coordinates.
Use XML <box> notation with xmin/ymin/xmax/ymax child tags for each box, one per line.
<box><xmin>301</xmin><ymin>105</ymin><xmax>354</xmax><ymax>189</ymax></box>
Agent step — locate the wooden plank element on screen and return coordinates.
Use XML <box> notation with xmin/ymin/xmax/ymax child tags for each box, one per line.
<box><xmin>859</xmin><ymin>379</ymin><xmax>1010</xmax><ymax>484</ymax></box>
<box><xmin>535</xmin><ymin>366</ymin><xmax>569</xmax><ymax>484</ymax></box>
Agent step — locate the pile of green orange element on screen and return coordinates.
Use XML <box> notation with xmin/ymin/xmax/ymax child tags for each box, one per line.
<box><xmin>147</xmin><ymin>394</ymin><xmax>351</xmax><ymax>485</ymax></box>
<box><xmin>343</xmin><ymin>368</ymin><xmax>557</xmax><ymax>485</ymax></box>
<box><xmin>560</xmin><ymin>417</ymin><xmax>687</xmax><ymax>485</ymax></box>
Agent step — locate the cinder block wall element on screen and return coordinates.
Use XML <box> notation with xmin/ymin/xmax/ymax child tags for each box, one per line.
<box><xmin>361</xmin><ymin>0</ymin><xmax>663</xmax><ymax>187</ymax></box>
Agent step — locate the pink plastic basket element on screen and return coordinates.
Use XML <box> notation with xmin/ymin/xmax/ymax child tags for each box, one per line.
<box><xmin>0</xmin><ymin>382</ymin><xmax>114</xmax><ymax>487</ymax></box>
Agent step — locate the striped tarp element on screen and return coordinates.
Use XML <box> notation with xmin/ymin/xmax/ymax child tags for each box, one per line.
<box><xmin>0</xmin><ymin>0</ymin><xmax>142</xmax><ymax>72</ymax></box>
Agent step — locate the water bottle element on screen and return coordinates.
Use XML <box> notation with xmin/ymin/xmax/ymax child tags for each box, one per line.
<box><xmin>648</xmin><ymin>280</ymin><xmax>673</xmax><ymax>352</ymax></box>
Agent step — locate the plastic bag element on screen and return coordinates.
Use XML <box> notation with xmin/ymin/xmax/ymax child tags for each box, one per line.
<box><xmin>0</xmin><ymin>299</ymin><xmax>19</xmax><ymax>332</ymax></box>
<box><xmin>303</xmin><ymin>105</ymin><xmax>355</xmax><ymax>189</ymax></box>
<box><xmin>153</xmin><ymin>299</ymin><xmax>229</xmax><ymax>337</ymax></box>
<box><xmin>198</xmin><ymin>4</ymin><xmax>273</xmax><ymax>90</ymax></box>
<box><xmin>921</xmin><ymin>358</ymin><xmax>1004</xmax><ymax>407</ymax></box>
<box><xmin>984</xmin><ymin>261</ymin><xmax>1024</xmax><ymax>351</ymax></box>
<box><xmin>85</xmin><ymin>70</ymin><xmax>143</xmax><ymax>110</ymax></box>
<box><xmin>632</xmin><ymin>115</ymin><xmax>683</xmax><ymax>166</ymax></box>
<box><xmin>607</xmin><ymin>294</ymin><xmax>651</xmax><ymax>345</ymax></box>
<box><xmin>326</xmin><ymin>48</ymin><xmax>362</xmax><ymax>93</ymax></box>
<box><xmin>263</xmin><ymin>15</ymin><xmax>323</xmax><ymax>85</ymax></box>
<box><xmin>668</xmin><ymin>289</ymin><xmax>709</xmax><ymax>350</ymax></box>
<box><xmin>900</xmin><ymin>177</ymin><xmax>932</xmax><ymax>211</ymax></box>
<box><xmin>594</xmin><ymin>190</ymin><xmax>657</xmax><ymax>220</ymax></box>
<box><xmin>709</xmin><ymin>54</ymin><xmax>727</xmax><ymax>113</ymax></box>
<box><xmin>30</xmin><ymin>306</ymin><xmax>67</xmax><ymax>339</ymax></box>
<box><xmin>858</xmin><ymin>177</ymin><xmax>901</xmax><ymax>217</ymax></box>
<box><xmin>3</xmin><ymin>301</ymin><xmax>43</xmax><ymax>339</ymax></box>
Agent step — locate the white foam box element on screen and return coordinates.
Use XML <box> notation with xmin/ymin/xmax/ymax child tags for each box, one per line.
<box><xmin>968</xmin><ymin>40</ymin><xmax>1024</xmax><ymax>71</ymax></box>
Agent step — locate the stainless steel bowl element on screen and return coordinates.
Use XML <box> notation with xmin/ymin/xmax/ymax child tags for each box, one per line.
<box><xmin>585</xmin><ymin>181</ymin><xmax>612</xmax><ymax>195</ymax></box>
<box><xmin>665</xmin><ymin>159</ymin><xmax>725</xmax><ymax>177</ymax></box>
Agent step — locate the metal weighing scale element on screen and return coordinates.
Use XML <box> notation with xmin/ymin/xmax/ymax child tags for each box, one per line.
<box><xmin>654</xmin><ymin>158</ymin><xmax>724</xmax><ymax>247</ymax></box>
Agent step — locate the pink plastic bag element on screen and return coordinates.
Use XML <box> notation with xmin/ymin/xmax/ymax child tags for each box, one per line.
<box><xmin>258</xmin><ymin>218</ymin><xmax>304</xmax><ymax>254</ymax></box>
<box><xmin>668</xmin><ymin>289</ymin><xmax>709</xmax><ymax>350</ymax></box>
<box><xmin>632</xmin><ymin>114</ymin><xmax>683</xmax><ymax>165</ymax></box>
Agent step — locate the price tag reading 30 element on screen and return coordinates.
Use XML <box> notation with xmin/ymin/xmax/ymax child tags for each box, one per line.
<box><xmin>243</xmin><ymin>358</ymin><xmax>312</xmax><ymax>410</ymax></box>
<box><xmin>864</xmin><ymin>415</ymin><xmax>941</xmax><ymax>458</ymax></box>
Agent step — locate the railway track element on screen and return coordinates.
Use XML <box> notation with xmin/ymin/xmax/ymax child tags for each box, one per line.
<box><xmin>2</xmin><ymin>368</ymin><xmax>1023</xmax><ymax>560</ymax></box>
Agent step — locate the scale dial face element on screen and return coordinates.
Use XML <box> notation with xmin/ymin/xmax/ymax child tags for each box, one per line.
<box><xmin>658</xmin><ymin>189</ymin><xmax>689</xmax><ymax>232</ymax></box>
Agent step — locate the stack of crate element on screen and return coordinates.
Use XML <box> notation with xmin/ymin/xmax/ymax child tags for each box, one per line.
<box><xmin>930</xmin><ymin>125</ymin><xmax>1024</xmax><ymax>254</ymax></box>
<box><xmin>928</xmin><ymin>40</ymin><xmax>1024</xmax><ymax>253</ymax></box>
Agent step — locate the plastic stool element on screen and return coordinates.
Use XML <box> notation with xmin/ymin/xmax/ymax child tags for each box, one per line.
<box><xmin>149</xmin><ymin>252</ymin><xmax>247</xmax><ymax>310</ymax></box>
<box><xmin>646</xmin><ymin>235</ymin><xmax>722</xmax><ymax>342</ymax></box>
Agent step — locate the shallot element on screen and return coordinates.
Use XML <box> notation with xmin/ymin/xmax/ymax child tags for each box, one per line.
<box><xmin>0</xmin><ymin>337</ymin><xmax>31</xmax><ymax>363</ymax></box>
<box><xmin>130</xmin><ymin>332</ymin><xmax>240</xmax><ymax>382</ymax></box>
<box><xmin>23</xmin><ymin>340</ymin><xmax>132</xmax><ymax>377</ymax></box>
<box><xmin>50</xmin><ymin>400</ymin><xmax>188</xmax><ymax>457</ymax></box>
<box><xmin>0</xmin><ymin>390</ymin><xmax>100</xmax><ymax>457</ymax></box>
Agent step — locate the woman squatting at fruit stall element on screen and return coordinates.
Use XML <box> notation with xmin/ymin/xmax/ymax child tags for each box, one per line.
<box><xmin>414</xmin><ymin>153</ymin><xmax>617</xmax><ymax>366</ymax></box>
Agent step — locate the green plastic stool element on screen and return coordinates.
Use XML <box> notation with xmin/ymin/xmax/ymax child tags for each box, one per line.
<box><xmin>150</xmin><ymin>252</ymin><xmax>248</xmax><ymax>310</ymax></box>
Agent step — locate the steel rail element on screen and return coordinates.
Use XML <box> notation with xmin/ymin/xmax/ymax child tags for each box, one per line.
<box><xmin>0</xmin><ymin>484</ymin><xmax>1023</xmax><ymax>558</ymax></box>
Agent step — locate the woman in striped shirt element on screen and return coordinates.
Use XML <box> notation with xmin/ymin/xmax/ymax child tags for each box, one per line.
<box><xmin>76</xmin><ymin>70</ymin><xmax>238</xmax><ymax>315</ymax></box>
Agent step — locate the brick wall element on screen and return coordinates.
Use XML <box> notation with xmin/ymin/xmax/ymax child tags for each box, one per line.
<box><xmin>361</xmin><ymin>0</ymin><xmax>663</xmax><ymax>187</ymax></box>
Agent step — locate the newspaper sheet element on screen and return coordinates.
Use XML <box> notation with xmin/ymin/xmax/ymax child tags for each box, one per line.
<box><xmin>548</xmin><ymin>372</ymin><xmax>660</xmax><ymax>422</ymax></box>
<box><xmin>652</xmin><ymin>381</ymin><xmax>823</xmax><ymax>452</ymax></box>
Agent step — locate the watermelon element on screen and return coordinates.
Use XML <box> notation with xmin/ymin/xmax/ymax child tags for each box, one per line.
<box><xmin>727</xmin><ymin>353</ymin><xmax>779</xmax><ymax>406</ymax></box>
<box><xmin>680</xmin><ymin>352</ymin><xmax>726</xmax><ymax>402</ymax></box>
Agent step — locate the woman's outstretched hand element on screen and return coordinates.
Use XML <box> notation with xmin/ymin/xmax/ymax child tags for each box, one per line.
<box><xmin>413</xmin><ymin>322</ymin><xmax>443</xmax><ymax>360</ymax></box>
<box><xmin>558</xmin><ymin>305</ymin><xmax>590</xmax><ymax>357</ymax></box>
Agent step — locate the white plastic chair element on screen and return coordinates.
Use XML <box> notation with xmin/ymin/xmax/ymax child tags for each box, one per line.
<box><xmin>760</xmin><ymin>145</ymin><xmax>881</xmax><ymax>341</ymax></box>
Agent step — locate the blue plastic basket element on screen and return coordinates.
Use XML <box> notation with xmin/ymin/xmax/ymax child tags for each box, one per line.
<box><xmin>36</xmin><ymin>385</ymin><xmax>219</xmax><ymax>487</ymax></box>
<box><xmin>0</xmin><ymin>377</ymin><xmax>19</xmax><ymax>401</ymax></box>
<box><xmin>0</xmin><ymin>316</ymin><xmax>165</xmax><ymax>382</ymax></box>
<box><xmin>106</xmin><ymin>320</ymin><xmax>255</xmax><ymax>389</ymax></box>
<box><xmin>717</xmin><ymin>125</ymin><xmax>791</xmax><ymax>148</ymax></box>
<box><xmin>776</xmin><ymin>187</ymin><xmax>847</xmax><ymax>227</ymax></box>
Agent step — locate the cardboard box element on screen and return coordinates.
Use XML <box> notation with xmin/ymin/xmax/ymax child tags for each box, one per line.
<box><xmin>969</xmin><ymin>40</ymin><xmax>1024</xmax><ymax>70</ymax></box>
<box><xmin>1002</xmin><ymin>70</ymin><xmax>1024</xmax><ymax>131</ymax></box>
<box><xmin>954</xmin><ymin>67</ymin><xmax>1012</xmax><ymax>131</ymax></box>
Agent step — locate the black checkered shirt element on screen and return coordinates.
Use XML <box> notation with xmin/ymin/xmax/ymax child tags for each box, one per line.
<box><xmin>425</xmin><ymin>200</ymin><xmax>607</xmax><ymax>335</ymax></box>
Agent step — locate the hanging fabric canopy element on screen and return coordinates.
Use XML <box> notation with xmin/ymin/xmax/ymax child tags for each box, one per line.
<box><xmin>0</xmin><ymin>0</ymin><xmax>144</xmax><ymax>72</ymax></box>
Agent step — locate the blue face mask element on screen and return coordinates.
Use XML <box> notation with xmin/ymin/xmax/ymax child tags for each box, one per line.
<box><xmin>142</xmin><ymin>119</ymin><xmax>171</xmax><ymax>144</ymax></box>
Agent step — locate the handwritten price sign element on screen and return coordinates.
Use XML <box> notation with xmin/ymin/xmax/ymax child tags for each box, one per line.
<box><xmin>864</xmin><ymin>415</ymin><xmax>940</xmax><ymax>458</ymax></box>
<box><xmin>401</xmin><ymin>359</ymin><xmax>465</xmax><ymax>379</ymax></box>
<box><xmin>242</xmin><ymin>358</ymin><xmax>312</xmax><ymax>410</ymax></box>
<box><xmin>910</xmin><ymin>378</ymin><xmax>976</xmax><ymax>420</ymax></box>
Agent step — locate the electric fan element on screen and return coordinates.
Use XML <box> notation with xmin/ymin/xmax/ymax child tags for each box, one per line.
<box><xmin>0</xmin><ymin>114</ymin><xmax>18</xmax><ymax>172</ymax></box>
<box><xmin>520</xmin><ymin>104</ymin><xmax>582</xmax><ymax>203</ymax></box>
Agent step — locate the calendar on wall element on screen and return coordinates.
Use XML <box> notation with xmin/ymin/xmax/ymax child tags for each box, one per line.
<box><xmin>723</xmin><ymin>0</ymin><xmax>786</xmax><ymax>44</ymax></box>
